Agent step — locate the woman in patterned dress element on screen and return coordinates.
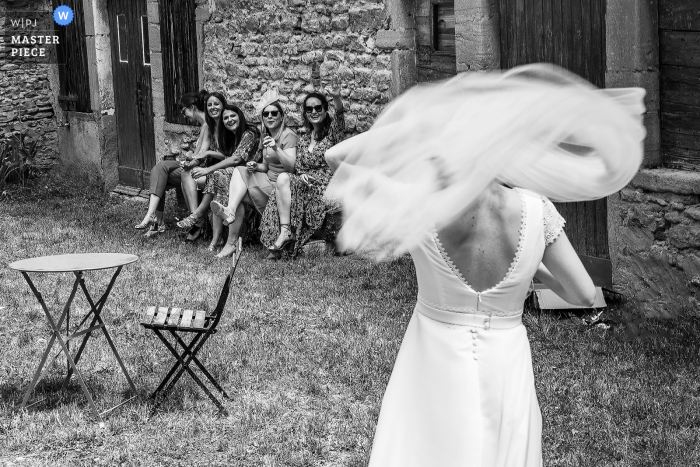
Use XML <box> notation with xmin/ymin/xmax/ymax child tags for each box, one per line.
<box><xmin>260</xmin><ymin>87</ymin><xmax>345</xmax><ymax>257</ymax></box>
<box><xmin>178</xmin><ymin>103</ymin><xmax>260</xmax><ymax>255</ymax></box>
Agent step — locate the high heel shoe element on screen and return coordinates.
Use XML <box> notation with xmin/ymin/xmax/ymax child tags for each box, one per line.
<box><xmin>135</xmin><ymin>215</ymin><xmax>156</xmax><ymax>230</ymax></box>
<box><xmin>207</xmin><ymin>239</ymin><xmax>224</xmax><ymax>251</ymax></box>
<box><xmin>215</xmin><ymin>242</ymin><xmax>237</xmax><ymax>258</ymax></box>
<box><xmin>268</xmin><ymin>224</ymin><xmax>295</xmax><ymax>253</ymax></box>
<box><xmin>177</xmin><ymin>214</ymin><xmax>200</xmax><ymax>229</ymax></box>
<box><xmin>211</xmin><ymin>201</ymin><xmax>236</xmax><ymax>226</ymax></box>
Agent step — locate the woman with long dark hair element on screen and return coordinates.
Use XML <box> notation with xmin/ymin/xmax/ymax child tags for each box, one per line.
<box><xmin>134</xmin><ymin>90</ymin><xmax>208</xmax><ymax>236</ymax></box>
<box><xmin>176</xmin><ymin>92</ymin><xmax>229</xmax><ymax>241</ymax></box>
<box><xmin>178</xmin><ymin>103</ymin><xmax>260</xmax><ymax>254</ymax></box>
<box><xmin>259</xmin><ymin>85</ymin><xmax>345</xmax><ymax>258</ymax></box>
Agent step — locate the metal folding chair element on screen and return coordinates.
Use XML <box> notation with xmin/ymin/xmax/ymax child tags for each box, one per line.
<box><xmin>140</xmin><ymin>238</ymin><xmax>242</xmax><ymax>415</ymax></box>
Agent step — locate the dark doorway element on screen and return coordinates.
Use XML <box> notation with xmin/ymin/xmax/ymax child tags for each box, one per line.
<box><xmin>498</xmin><ymin>0</ymin><xmax>610</xmax><ymax>285</ymax></box>
<box><xmin>107</xmin><ymin>0</ymin><xmax>155</xmax><ymax>189</ymax></box>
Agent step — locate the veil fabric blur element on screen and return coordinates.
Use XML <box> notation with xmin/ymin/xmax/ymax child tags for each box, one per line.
<box><xmin>326</xmin><ymin>64</ymin><xmax>646</xmax><ymax>257</ymax></box>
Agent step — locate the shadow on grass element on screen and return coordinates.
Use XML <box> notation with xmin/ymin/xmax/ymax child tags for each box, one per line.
<box><xmin>0</xmin><ymin>375</ymin><xmax>149</xmax><ymax>415</ymax></box>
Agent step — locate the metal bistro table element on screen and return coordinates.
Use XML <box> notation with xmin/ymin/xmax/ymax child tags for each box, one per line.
<box><xmin>8</xmin><ymin>253</ymin><xmax>139</xmax><ymax>419</ymax></box>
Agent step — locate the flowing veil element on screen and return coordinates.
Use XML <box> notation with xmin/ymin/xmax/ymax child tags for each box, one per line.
<box><xmin>326</xmin><ymin>64</ymin><xmax>646</xmax><ymax>258</ymax></box>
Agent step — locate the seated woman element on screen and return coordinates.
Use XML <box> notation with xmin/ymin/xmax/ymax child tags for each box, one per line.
<box><xmin>259</xmin><ymin>86</ymin><xmax>345</xmax><ymax>258</ymax></box>
<box><xmin>177</xmin><ymin>91</ymin><xmax>228</xmax><ymax>242</ymax></box>
<box><xmin>178</xmin><ymin>103</ymin><xmax>260</xmax><ymax>255</ymax></box>
<box><xmin>135</xmin><ymin>90</ymin><xmax>208</xmax><ymax>236</ymax></box>
<box><xmin>210</xmin><ymin>90</ymin><xmax>298</xmax><ymax>246</ymax></box>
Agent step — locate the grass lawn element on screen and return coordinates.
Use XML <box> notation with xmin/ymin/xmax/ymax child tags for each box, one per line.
<box><xmin>1</xmin><ymin>172</ymin><xmax>700</xmax><ymax>466</ymax></box>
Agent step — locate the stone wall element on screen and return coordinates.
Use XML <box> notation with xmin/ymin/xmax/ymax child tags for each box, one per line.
<box><xmin>199</xmin><ymin>0</ymin><xmax>394</xmax><ymax>135</ymax></box>
<box><xmin>0</xmin><ymin>2</ymin><xmax>59</xmax><ymax>167</ymax></box>
<box><xmin>612</xmin><ymin>169</ymin><xmax>700</xmax><ymax>318</ymax></box>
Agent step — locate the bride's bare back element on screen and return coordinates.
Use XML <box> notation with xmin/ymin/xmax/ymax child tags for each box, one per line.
<box><xmin>436</xmin><ymin>184</ymin><xmax>523</xmax><ymax>293</ymax></box>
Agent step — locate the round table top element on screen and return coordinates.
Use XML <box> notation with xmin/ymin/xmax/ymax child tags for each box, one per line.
<box><xmin>8</xmin><ymin>253</ymin><xmax>139</xmax><ymax>273</ymax></box>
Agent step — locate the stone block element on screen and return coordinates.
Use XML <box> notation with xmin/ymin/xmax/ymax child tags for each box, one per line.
<box><xmin>195</xmin><ymin>6</ymin><xmax>211</xmax><ymax>21</ymax></box>
<box><xmin>147</xmin><ymin>2</ymin><xmax>160</xmax><ymax>23</ymax></box>
<box><xmin>331</xmin><ymin>14</ymin><xmax>349</xmax><ymax>30</ymax></box>
<box><xmin>668</xmin><ymin>224</ymin><xmax>700</xmax><ymax>249</ymax></box>
<box><xmin>391</xmin><ymin>49</ymin><xmax>416</xmax><ymax>98</ymax></box>
<box><xmin>376</xmin><ymin>29</ymin><xmax>414</xmax><ymax>50</ymax></box>
<box><xmin>349</xmin><ymin>6</ymin><xmax>385</xmax><ymax>32</ymax></box>
<box><xmin>150</xmin><ymin>52</ymin><xmax>163</xmax><ymax>80</ymax></box>
<box><xmin>620</xmin><ymin>188</ymin><xmax>644</xmax><ymax>203</ymax></box>
<box><xmin>685</xmin><ymin>206</ymin><xmax>700</xmax><ymax>221</ymax></box>
<box><xmin>149</xmin><ymin>24</ymin><xmax>161</xmax><ymax>53</ymax></box>
<box><xmin>631</xmin><ymin>168</ymin><xmax>700</xmax><ymax>195</ymax></box>
<box><xmin>353</xmin><ymin>67</ymin><xmax>373</xmax><ymax>85</ymax></box>
<box><xmin>302</xmin><ymin>16</ymin><xmax>321</xmax><ymax>33</ymax></box>
<box><xmin>319</xmin><ymin>60</ymin><xmax>338</xmax><ymax>77</ymax></box>
<box><xmin>454</xmin><ymin>1</ymin><xmax>501</xmax><ymax>72</ymax></box>
<box><xmin>665</xmin><ymin>211</ymin><xmax>683</xmax><ymax>224</ymax></box>
<box><xmin>606</xmin><ymin>0</ymin><xmax>658</xmax><ymax>73</ymax></box>
<box><xmin>337</xmin><ymin>64</ymin><xmax>354</xmax><ymax>80</ymax></box>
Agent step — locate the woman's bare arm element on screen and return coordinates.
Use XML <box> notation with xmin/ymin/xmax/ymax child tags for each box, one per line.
<box><xmin>536</xmin><ymin>232</ymin><xmax>596</xmax><ymax>307</ymax></box>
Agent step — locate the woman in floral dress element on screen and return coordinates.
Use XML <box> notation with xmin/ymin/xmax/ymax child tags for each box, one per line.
<box><xmin>260</xmin><ymin>87</ymin><xmax>345</xmax><ymax>257</ymax></box>
<box><xmin>178</xmin><ymin>103</ymin><xmax>260</xmax><ymax>256</ymax></box>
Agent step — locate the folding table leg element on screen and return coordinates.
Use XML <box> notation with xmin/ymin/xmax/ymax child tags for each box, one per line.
<box><xmin>20</xmin><ymin>273</ymin><xmax>101</xmax><ymax>419</ymax></box>
<box><xmin>66</xmin><ymin>268</ymin><xmax>137</xmax><ymax>394</ymax></box>
<box><xmin>152</xmin><ymin>329</ymin><xmax>228</xmax><ymax>415</ymax></box>
<box><xmin>20</xmin><ymin>273</ymin><xmax>81</xmax><ymax>410</ymax></box>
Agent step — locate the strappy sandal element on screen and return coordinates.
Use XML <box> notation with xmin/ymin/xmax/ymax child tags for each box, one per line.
<box><xmin>144</xmin><ymin>223</ymin><xmax>166</xmax><ymax>238</ymax></box>
<box><xmin>134</xmin><ymin>215</ymin><xmax>156</xmax><ymax>230</ymax></box>
<box><xmin>215</xmin><ymin>242</ymin><xmax>237</xmax><ymax>258</ymax></box>
<box><xmin>268</xmin><ymin>224</ymin><xmax>295</xmax><ymax>253</ymax></box>
<box><xmin>211</xmin><ymin>201</ymin><xmax>236</xmax><ymax>226</ymax></box>
<box><xmin>177</xmin><ymin>214</ymin><xmax>200</xmax><ymax>230</ymax></box>
<box><xmin>207</xmin><ymin>239</ymin><xmax>224</xmax><ymax>251</ymax></box>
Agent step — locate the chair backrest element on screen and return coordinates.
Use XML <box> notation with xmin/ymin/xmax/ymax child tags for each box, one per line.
<box><xmin>207</xmin><ymin>237</ymin><xmax>243</xmax><ymax>330</ymax></box>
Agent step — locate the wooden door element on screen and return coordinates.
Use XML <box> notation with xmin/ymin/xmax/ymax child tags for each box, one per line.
<box><xmin>108</xmin><ymin>0</ymin><xmax>155</xmax><ymax>189</ymax></box>
<box><xmin>498</xmin><ymin>0</ymin><xmax>611</xmax><ymax>286</ymax></box>
<box><xmin>659</xmin><ymin>0</ymin><xmax>700</xmax><ymax>171</ymax></box>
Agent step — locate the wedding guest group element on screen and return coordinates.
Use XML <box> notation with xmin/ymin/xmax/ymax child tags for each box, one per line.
<box><xmin>136</xmin><ymin>85</ymin><xmax>345</xmax><ymax>259</ymax></box>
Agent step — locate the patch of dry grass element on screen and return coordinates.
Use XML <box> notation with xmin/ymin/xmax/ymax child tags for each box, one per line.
<box><xmin>1</xmin><ymin>172</ymin><xmax>699</xmax><ymax>466</ymax></box>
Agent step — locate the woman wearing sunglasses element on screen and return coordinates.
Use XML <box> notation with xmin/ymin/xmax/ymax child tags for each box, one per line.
<box><xmin>210</xmin><ymin>90</ymin><xmax>298</xmax><ymax>256</ymax></box>
<box><xmin>177</xmin><ymin>103</ymin><xmax>260</xmax><ymax>255</ymax></box>
<box><xmin>258</xmin><ymin>85</ymin><xmax>345</xmax><ymax>258</ymax></box>
<box><xmin>134</xmin><ymin>90</ymin><xmax>208</xmax><ymax>236</ymax></box>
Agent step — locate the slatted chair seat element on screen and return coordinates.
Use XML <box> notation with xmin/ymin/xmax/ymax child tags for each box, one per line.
<box><xmin>141</xmin><ymin>307</ymin><xmax>210</xmax><ymax>331</ymax></box>
<box><xmin>140</xmin><ymin>238</ymin><xmax>242</xmax><ymax>415</ymax></box>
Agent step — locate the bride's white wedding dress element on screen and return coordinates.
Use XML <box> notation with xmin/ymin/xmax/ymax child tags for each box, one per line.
<box><xmin>368</xmin><ymin>188</ymin><xmax>564</xmax><ymax>467</ymax></box>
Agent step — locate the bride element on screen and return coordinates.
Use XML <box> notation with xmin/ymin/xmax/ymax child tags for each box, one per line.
<box><xmin>325</xmin><ymin>64</ymin><xmax>646</xmax><ymax>466</ymax></box>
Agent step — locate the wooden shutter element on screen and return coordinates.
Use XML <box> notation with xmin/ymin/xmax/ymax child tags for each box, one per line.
<box><xmin>53</xmin><ymin>0</ymin><xmax>91</xmax><ymax>112</ymax></box>
<box><xmin>659</xmin><ymin>0</ymin><xmax>700</xmax><ymax>171</ymax></box>
<box><xmin>159</xmin><ymin>0</ymin><xmax>199</xmax><ymax>124</ymax></box>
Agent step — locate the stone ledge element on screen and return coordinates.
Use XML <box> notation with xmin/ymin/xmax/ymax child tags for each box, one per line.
<box><xmin>163</xmin><ymin>121</ymin><xmax>200</xmax><ymax>134</ymax></box>
<box><xmin>376</xmin><ymin>29</ymin><xmax>414</xmax><ymax>50</ymax></box>
<box><xmin>631</xmin><ymin>168</ymin><xmax>700</xmax><ymax>195</ymax></box>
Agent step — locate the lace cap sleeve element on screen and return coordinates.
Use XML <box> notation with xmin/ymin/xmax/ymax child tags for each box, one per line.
<box><xmin>542</xmin><ymin>196</ymin><xmax>566</xmax><ymax>246</ymax></box>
